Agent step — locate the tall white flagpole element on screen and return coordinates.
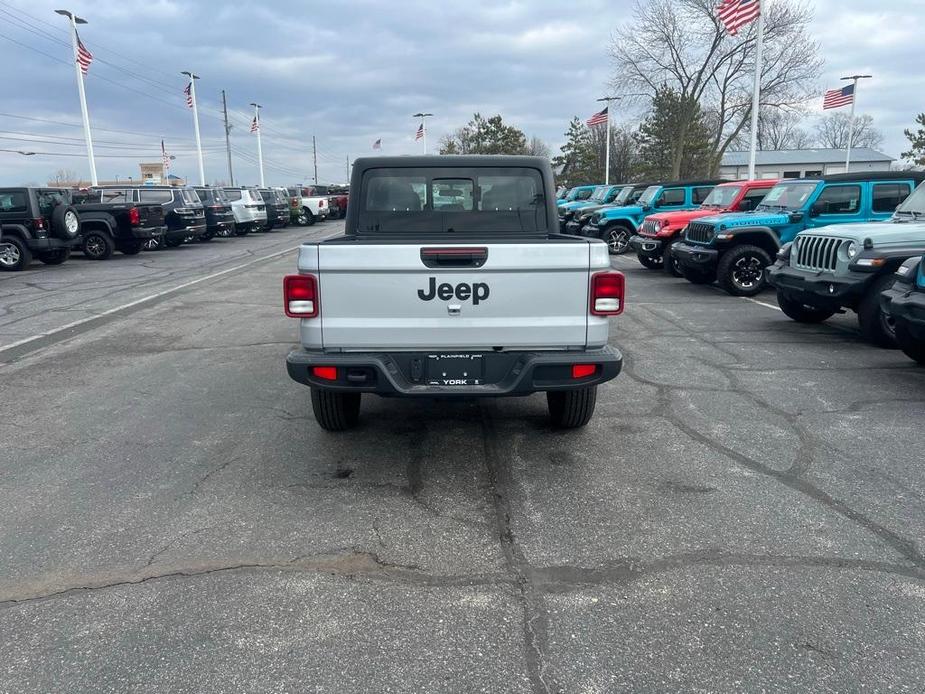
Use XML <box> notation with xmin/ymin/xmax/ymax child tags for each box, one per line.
<box><xmin>59</xmin><ymin>11</ymin><xmax>97</xmax><ymax>185</ymax></box>
<box><xmin>747</xmin><ymin>2</ymin><xmax>765</xmax><ymax>181</ymax></box>
<box><xmin>183</xmin><ymin>72</ymin><xmax>205</xmax><ymax>185</ymax></box>
<box><xmin>251</xmin><ymin>103</ymin><xmax>265</xmax><ymax>187</ymax></box>
<box><xmin>842</xmin><ymin>74</ymin><xmax>871</xmax><ymax>171</ymax></box>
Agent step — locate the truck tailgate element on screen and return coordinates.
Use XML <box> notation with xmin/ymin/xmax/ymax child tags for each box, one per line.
<box><xmin>311</xmin><ymin>242</ymin><xmax>593</xmax><ymax>350</ymax></box>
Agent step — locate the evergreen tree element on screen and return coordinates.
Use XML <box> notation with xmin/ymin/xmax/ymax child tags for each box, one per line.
<box><xmin>439</xmin><ymin>113</ymin><xmax>527</xmax><ymax>155</ymax></box>
<box><xmin>552</xmin><ymin>117</ymin><xmax>597</xmax><ymax>186</ymax></box>
<box><xmin>902</xmin><ymin>114</ymin><xmax>925</xmax><ymax>167</ymax></box>
<box><xmin>634</xmin><ymin>86</ymin><xmax>712</xmax><ymax>180</ymax></box>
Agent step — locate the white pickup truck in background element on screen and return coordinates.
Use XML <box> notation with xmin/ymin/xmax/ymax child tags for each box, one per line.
<box><xmin>294</xmin><ymin>185</ymin><xmax>329</xmax><ymax>226</ymax></box>
<box><xmin>285</xmin><ymin>155</ymin><xmax>625</xmax><ymax>430</ymax></box>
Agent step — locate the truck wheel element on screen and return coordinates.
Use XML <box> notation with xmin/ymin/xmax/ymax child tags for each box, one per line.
<box><xmin>0</xmin><ymin>236</ymin><xmax>31</xmax><ymax>271</ymax></box>
<box><xmin>895</xmin><ymin>322</ymin><xmax>925</xmax><ymax>365</ymax></box>
<box><xmin>142</xmin><ymin>237</ymin><xmax>161</xmax><ymax>251</ymax></box>
<box><xmin>83</xmin><ymin>230</ymin><xmax>114</xmax><ymax>260</ymax></box>
<box><xmin>303</xmin><ymin>208</ymin><xmax>316</xmax><ymax>226</ymax></box>
<box><xmin>51</xmin><ymin>204</ymin><xmax>80</xmax><ymax>240</ymax></box>
<box><xmin>547</xmin><ymin>387</ymin><xmax>597</xmax><ymax>428</ymax></box>
<box><xmin>638</xmin><ymin>253</ymin><xmax>663</xmax><ymax>270</ymax></box>
<box><xmin>663</xmin><ymin>240</ymin><xmax>683</xmax><ymax>277</ymax></box>
<box><xmin>776</xmin><ymin>290</ymin><xmax>835</xmax><ymax>324</ymax></box>
<box><xmin>604</xmin><ymin>226</ymin><xmax>631</xmax><ymax>255</ymax></box>
<box><xmin>310</xmin><ymin>388</ymin><xmax>361</xmax><ymax>431</ymax></box>
<box><xmin>117</xmin><ymin>239</ymin><xmax>143</xmax><ymax>255</ymax></box>
<box><xmin>858</xmin><ymin>275</ymin><xmax>899</xmax><ymax>348</ymax></box>
<box><xmin>39</xmin><ymin>248</ymin><xmax>70</xmax><ymax>265</ymax></box>
<box><xmin>717</xmin><ymin>244</ymin><xmax>771</xmax><ymax>297</ymax></box>
<box><xmin>681</xmin><ymin>265</ymin><xmax>715</xmax><ymax>285</ymax></box>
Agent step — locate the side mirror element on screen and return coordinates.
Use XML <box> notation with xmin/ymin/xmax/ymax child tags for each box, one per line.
<box><xmin>790</xmin><ymin>211</ymin><xmax>805</xmax><ymax>223</ymax></box>
<box><xmin>738</xmin><ymin>200</ymin><xmax>755</xmax><ymax>212</ymax></box>
<box><xmin>808</xmin><ymin>204</ymin><xmax>822</xmax><ymax>218</ymax></box>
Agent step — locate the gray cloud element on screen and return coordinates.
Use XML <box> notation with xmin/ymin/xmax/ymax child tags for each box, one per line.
<box><xmin>0</xmin><ymin>0</ymin><xmax>919</xmax><ymax>186</ymax></box>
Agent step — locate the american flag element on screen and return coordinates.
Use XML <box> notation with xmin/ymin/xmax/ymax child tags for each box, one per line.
<box><xmin>716</xmin><ymin>0</ymin><xmax>761</xmax><ymax>35</ymax></box>
<box><xmin>823</xmin><ymin>84</ymin><xmax>855</xmax><ymax>110</ymax></box>
<box><xmin>250</xmin><ymin>116</ymin><xmax>259</xmax><ymax>133</ymax></box>
<box><xmin>183</xmin><ymin>82</ymin><xmax>193</xmax><ymax>108</ymax></box>
<box><xmin>161</xmin><ymin>140</ymin><xmax>170</xmax><ymax>171</ymax></box>
<box><xmin>415</xmin><ymin>123</ymin><xmax>424</xmax><ymax>141</ymax></box>
<box><xmin>75</xmin><ymin>32</ymin><xmax>92</xmax><ymax>75</ymax></box>
<box><xmin>586</xmin><ymin>107</ymin><xmax>608</xmax><ymax>128</ymax></box>
<box><xmin>373</xmin><ymin>138</ymin><xmax>381</xmax><ymax>150</ymax></box>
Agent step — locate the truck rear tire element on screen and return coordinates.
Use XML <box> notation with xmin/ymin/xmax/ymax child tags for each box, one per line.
<box><xmin>858</xmin><ymin>275</ymin><xmax>898</xmax><ymax>348</ymax></box>
<box><xmin>547</xmin><ymin>387</ymin><xmax>597</xmax><ymax>428</ymax></box>
<box><xmin>895</xmin><ymin>322</ymin><xmax>925</xmax><ymax>365</ymax></box>
<box><xmin>303</xmin><ymin>209</ymin><xmax>316</xmax><ymax>226</ymax></box>
<box><xmin>83</xmin><ymin>230</ymin><xmax>114</xmax><ymax>260</ymax></box>
<box><xmin>311</xmin><ymin>388</ymin><xmax>361</xmax><ymax>431</ymax></box>
<box><xmin>776</xmin><ymin>290</ymin><xmax>835</xmax><ymax>323</ymax></box>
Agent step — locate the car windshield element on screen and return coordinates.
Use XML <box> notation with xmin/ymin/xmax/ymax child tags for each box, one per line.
<box><xmin>757</xmin><ymin>182</ymin><xmax>818</xmax><ymax>211</ymax></box>
<box><xmin>609</xmin><ymin>186</ymin><xmax>632</xmax><ymax>206</ymax></box>
<box><xmin>588</xmin><ymin>186</ymin><xmax>608</xmax><ymax>203</ymax></box>
<box><xmin>896</xmin><ymin>182</ymin><xmax>925</xmax><ymax>215</ymax></box>
<box><xmin>637</xmin><ymin>186</ymin><xmax>661</xmax><ymax>207</ymax></box>
<box><xmin>358</xmin><ymin>166</ymin><xmax>547</xmax><ymax>233</ymax></box>
<box><xmin>701</xmin><ymin>185</ymin><xmax>741</xmax><ymax>208</ymax></box>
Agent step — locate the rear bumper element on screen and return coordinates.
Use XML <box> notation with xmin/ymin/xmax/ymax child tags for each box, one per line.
<box><xmin>881</xmin><ymin>286</ymin><xmax>925</xmax><ymax>337</ymax></box>
<box><xmin>672</xmin><ymin>241</ymin><xmax>719</xmax><ymax>272</ymax></box>
<box><xmin>130</xmin><ymin>225</ymin><xmax>166</xmax><ymax>240</ymax></box>
<box><xmin>286</xmin><ymin>346</ymin><xmax>623</xmax><ymax>397</ymax></box>
<box><xmin>25</xmin><ymin>236</ymin><xmax>76</xmax><ymax>251</ymax></box>
<box><xmin>767</xmin><ymin>261</ymin><xmax>871</xmax><ymax>307</ymax></box>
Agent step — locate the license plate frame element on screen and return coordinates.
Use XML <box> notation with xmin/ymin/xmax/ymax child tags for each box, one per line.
<box><xmin>426</xmin><ymin>353</ymin><xmax>484</xmax><ymax>386</ymax></box>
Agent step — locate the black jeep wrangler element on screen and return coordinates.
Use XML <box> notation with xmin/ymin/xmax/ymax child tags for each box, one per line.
<box><xmin>0</xmin><ymin>187</ymin><xmax>81</xmax><ymax>271</ymax></box>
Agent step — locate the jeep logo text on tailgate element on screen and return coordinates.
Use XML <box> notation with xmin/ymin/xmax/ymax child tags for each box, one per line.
<box><xmin>418</xmin><ymin>277</ymin><xmax>490</xmax><ymax>305</ymax></box>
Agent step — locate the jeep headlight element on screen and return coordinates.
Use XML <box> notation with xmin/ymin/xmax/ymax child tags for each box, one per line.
<box><xmin>653</xmin><ymin>220</ymin><xmax>662</xmax><ymax>232</ymax></box>
<box><xmin>846</xmin><ymin>241</ymin><xmax>858</xmax><ymax>259</ymax></box>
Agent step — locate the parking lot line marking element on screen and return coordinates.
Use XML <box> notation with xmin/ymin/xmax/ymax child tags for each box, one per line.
<box><xmin>744</xmin><ymin>297</ymin><xmax>782</xmax><ymax>311</ymax></box>
<box><xmin>0</xmin><ymin>231</ymin><xmax>342</xmax><ymax>360</ymax></box>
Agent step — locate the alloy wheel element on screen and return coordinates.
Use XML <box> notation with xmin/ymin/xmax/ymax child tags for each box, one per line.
<box><xmin>85</xmin><ymin>236</ymin><xmax>104</xmax><ymax>257</ymax></box>
<box><xmin>608</xmin><ymin>229</ymin><xmax>630</xmax><ymax>254</ymax></box>
<box><xmin>0</xmin><ymin>243</ymin><xmax>19</xmax><ymax>267</ymax></box>
<box><xmin>65</xmin><ymin>210</ymin><xmax>79</xmax><ymax>235</ymax></box>
<box><xmin>143</xmin><ymin>238</ymin><xmax>161</xmax><ymax>251</ymax></box>
<box><xmin>731</xmin><ymin>254</ymin><xmax>764</xmax><ymax>290</ymax></box>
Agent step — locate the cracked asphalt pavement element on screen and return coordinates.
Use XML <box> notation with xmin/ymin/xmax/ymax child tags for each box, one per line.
<box><xmin>1</xmin><ymin>232</ymin><xmax>923</xmax><ymax>692</ymax></box>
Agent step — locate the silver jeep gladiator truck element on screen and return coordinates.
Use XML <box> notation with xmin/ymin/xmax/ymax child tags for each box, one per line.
<box><xmin>285</xmin><ymin>155</ymin><xmax>624</xmax><ymax>430</ymax></box>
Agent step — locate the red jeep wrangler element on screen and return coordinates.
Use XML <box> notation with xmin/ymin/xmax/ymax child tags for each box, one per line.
<box><xmin>630</xmin><ymin>179</ymin><xmax>777</xmax><ymax>276</ymax></box>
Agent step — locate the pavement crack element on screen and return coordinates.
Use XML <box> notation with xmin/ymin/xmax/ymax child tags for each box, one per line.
<box><xmin>480</xmin><ymin>401</ymin><xmax>561</xmax><ymax>694</ymax></box>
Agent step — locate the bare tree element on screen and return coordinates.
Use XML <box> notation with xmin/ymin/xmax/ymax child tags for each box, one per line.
<box><xmin>524</xmin><ymin>136</ymin><xmax>551</xmax><ymax>159</ymax></box>
<box><xmin>609</xmin><ymin>0</ymin><xmax>821</xmax><ymax>176</ymax></box>
<box><xmin>50</xmin><ymin>168</ymin><xmax>80</xmax><ymax>185</ymax></box>
<box><xmin>739</xmin><ymin>108</ymin><xmax>814</xmax><ymax>150</ymax></box>
<box><xmin>814</xmin><ymin>113</ymin><xmax>883</xmax><ymax>150</ymax></box>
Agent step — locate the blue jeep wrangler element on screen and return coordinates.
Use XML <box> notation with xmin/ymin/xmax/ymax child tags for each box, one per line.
<box><xmin>557</xmin><ymin>185</ymin><xmax>598</xmax><ymax>209</ymax></box>
<box><xmin>581</xmin><ymin>180</ymin><xmax>723</xmax><ymax>255</ymax></box>
<box><xmin>558</xmin><ymin>184</ymin><xmax>623</xmax><ymax>232</ymax></box>
<box><xmin>672</xmin><ymin>172</ymin><xmax>925</xmax><ymax>296</ymax></box>
<box><xmin>881</xmin><ymin>253</ymin><xmax>925</xmax><ymax>364</ymax></box>
<box><xmin>567</xmin><ymin>183</ymin><xmax>651</xmax><ymax>235</ymax></box>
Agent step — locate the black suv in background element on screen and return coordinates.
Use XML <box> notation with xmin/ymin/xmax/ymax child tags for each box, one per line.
<box><xmin>0</xmin><ymin>187</ymin><xmax>81</xmax><ymax>270</ymax></box>
<box><xmin>259</xmin><ymin>188</ymin><xmax>290</xmax><ymax>230</ymax></box>
<box><xmin>193</xmin><ymin>186</ymin><xmax>236</xmax><ymax>239</ymax></box>
<box><xmin>91</xmin><ymin>186</ymin><xmax>205</xmax><ymax>249</ymax></box>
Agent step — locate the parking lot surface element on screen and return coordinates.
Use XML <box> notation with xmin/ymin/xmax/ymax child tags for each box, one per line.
<box><xmin>1</xmin><ymin>234</ymin><xmax>923</xmax><ymax>692</ymax></box>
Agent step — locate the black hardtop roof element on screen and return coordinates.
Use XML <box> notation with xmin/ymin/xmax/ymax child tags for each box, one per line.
<box><xmin>800</xmin><ymin>171</ymin><xmax>925</xmax><ymax>184</ymax></box>
<box><xmin>353</xmin><ymin>155</ymin><xmax>553</xmax><ymax>170</ymax></box>
<box><xmin>644</xmin><ymin>178</ymin><xmax>727</xmax><ymax>188</ymax></box>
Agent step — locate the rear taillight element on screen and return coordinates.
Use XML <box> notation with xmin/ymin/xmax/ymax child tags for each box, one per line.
<box><xmin>284</xmin><ymin>274</ymin><xmax>318</xmax><ymax>318</ymax></box>
<box><xmin>319</xmin><ymin>199</ymin><xmax>326</xmax><ymax>207</ymax></box>
<box><xmin>571</xmin><ymin>364</ymin><xmax>598</xmax><ymax>379</ymax></box>
<box><xmin>128</xmin><ymin>207</ymin><xmax>140</xmax><ymax>225</ymax></box>
<box><xmin>33</xmin><ymin>217</ymin><xmax>45</xmax><ymax>230</ymax></box>
<box><xmin>590</xmin><ymin>271</ymin><xmax>625</xmax><ymax>315</ymax></box>
<box><xmin>312</xmin><ymin>366</ymin><xmax>337</xmax><ymax>380</ymax></box>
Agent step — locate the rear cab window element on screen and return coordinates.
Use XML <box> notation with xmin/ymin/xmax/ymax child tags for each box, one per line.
<box><xmin>358</xmin><ymin>166</ymin><xmax>547</xmax><ymax>234</ymax></box>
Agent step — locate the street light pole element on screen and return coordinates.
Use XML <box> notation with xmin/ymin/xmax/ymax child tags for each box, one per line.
<box><xmin>222</xmin><ymin>89</ymin><xmax>234</xmax><ymax>186</ymax></box>
<box><xmin>413</xmin><ymin>112</ymin><xmax>433</xmax><ymax>155</ymax></box>
<box><xmin>251</xmin><ymin>102</ymin><xmax>264</xmax><ymax>187</ymax></box>
<box><xmin>841</xmin><ymin>74</ymin><xmax>872</xmax><ymax>171</ymax></box>
<box><xmin>182</xmin><ymin>71</ymin><xmax>205</xmax><ymax>185</ymax></box>
<box><xmin>55</xmin><ymin>9</ymin><xmax>97</xmax><ymax>185</ymax></box>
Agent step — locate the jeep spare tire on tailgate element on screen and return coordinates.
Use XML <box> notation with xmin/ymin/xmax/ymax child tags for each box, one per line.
<box><xmin>285</xmin><ymin>155</ymin><xmax>625</xmax><ymax>430</ymax></box>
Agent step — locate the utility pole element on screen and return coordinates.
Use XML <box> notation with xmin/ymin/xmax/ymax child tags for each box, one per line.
<box><xmin>55</xmin><ymin>9</ymin><xmax>97</xmax><ymax>185</ymax></box>
<box><xmin>251</xmin><ymin>102</ymin><xmax>264</xmax><ymax>187</ymax></box>
<box><xmin>841</xmin><ymin>74</ymin><xmax>872</xmax><ymax>171</ymax></box>
<box><xmin>182</xmin><ymin>71</ymin><xmax>205</xmax><ymax>185</ymax></box>
<box><xmin>221</xmin><ymin>89</ymin><xmax>234</xmax><ymax>186</ymax></box>
<box><xmin>312</xmin><ymin>135</ymin><xmax>318</xmax><ymax>184</ymax></box>
<box><xmin>596</xmin><ymin>96</ymin><xmax>621</xmax><ymax>185</ymax></box>
<box><xmin>345</xmin><ymin>155</ymin><xmax>350</xmax><ymax>183</ymax></box>
<box><xmin>413</xmin><ymin>112</ymin><xmax>433</xmax><ymax>155</ymax></box>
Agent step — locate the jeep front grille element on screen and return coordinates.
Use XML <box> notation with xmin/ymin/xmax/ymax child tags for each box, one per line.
<box><xmin>686</xmin><ymin>221</ymin><xmax>714</xmax><ymax>244</ymax></box>
<box><xmin>794</xmin><ymin>235</ymin><xmax>842</xmax><ymax>272</ymax></box>
<box><xmin>640</xmin><ymin>219</ymin><xmax>658</xmax><ymax>235</ymax></box>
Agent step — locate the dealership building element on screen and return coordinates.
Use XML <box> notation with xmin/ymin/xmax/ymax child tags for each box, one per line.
<box><xmin>720</xmin><ymin>147</ymin><xmax>894</xmax><ymax>180</ymax></box>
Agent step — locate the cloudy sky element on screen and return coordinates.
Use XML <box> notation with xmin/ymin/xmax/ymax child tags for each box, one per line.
<box><xmin>0</xmin><ymin>0</ymin><xmax>921</xmax><ymax>186</ymax></box>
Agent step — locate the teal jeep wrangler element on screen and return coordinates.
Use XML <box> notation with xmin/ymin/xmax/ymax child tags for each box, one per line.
<box><xmin>881</xmin><ymin>253</ymin><xmax>925</xmax><ymax>364</ymax></box>
<box><xmin>672</xmin><ymin>172</ymin><xmax>925</xmax><ymax>297</ymax></box>
<box><xmin>582</xmin><ymin>179</ymin><xmax>722</xmax><ymax>255</ymax></box>
<box><xmin>769</xmin><ymin>180</ymin><xmax>925</xmax><ymax>347</ymax></box>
